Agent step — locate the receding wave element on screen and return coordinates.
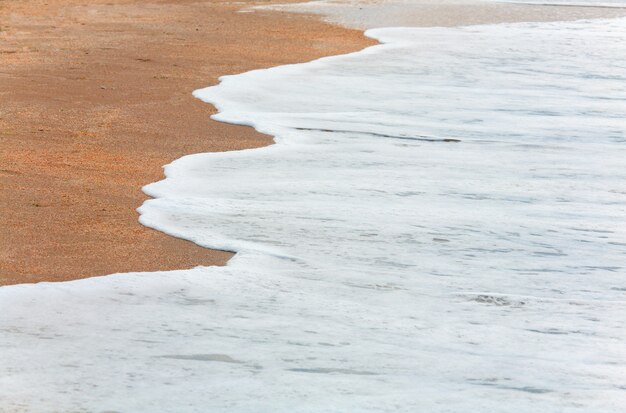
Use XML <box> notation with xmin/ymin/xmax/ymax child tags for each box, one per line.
<box><xmin>2</xmin><ymin>16</ymin><xmax>626</xmax><ymax>413</ymax></box>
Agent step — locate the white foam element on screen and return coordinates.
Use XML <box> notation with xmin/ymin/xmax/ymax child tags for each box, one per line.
<box><xmin>2</xmin><ymin>17</ymin><xmax>626</xmax><ymax>412</ymax></box>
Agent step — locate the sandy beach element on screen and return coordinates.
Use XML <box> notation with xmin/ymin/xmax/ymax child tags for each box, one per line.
<box><xmin>2</xmin><ymin>1</ymin><xmax>626</xmax><ymax>410</ymax></box>
<box><xmin>0</xmin><ymin>0</ymin><xmax>373</xmax><ymax>285</ymax></box>
<box><xmin>2</xmin><ymin>0</ymin><xmax>624</xmax><ymax>286</ymax></box>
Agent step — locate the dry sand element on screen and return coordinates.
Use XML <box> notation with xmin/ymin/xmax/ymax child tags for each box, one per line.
<box><xmin>1</xmin><ymin>0</ymin><xmax>624</xmax><ymax>286</ymax></box>
<box><xmin>0</xmin><ymin>0</ymin><xmax>374</xmax><ymax>285</ymax></box>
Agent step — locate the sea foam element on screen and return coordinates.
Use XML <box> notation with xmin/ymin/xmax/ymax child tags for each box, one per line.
<box><xmin>1</xmin><ymin>17</ymin><xmax>625</xmax><ymax>413</ymax></box>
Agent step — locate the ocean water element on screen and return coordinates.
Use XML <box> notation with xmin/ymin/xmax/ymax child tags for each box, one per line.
<box><xmin>503</xmin><ymin>0</ymin><xmax>626</xmax><ymax>6</ymax></box>
<box><xmin>1</xmin><ymin>17</ymin><xmax>626</xmax><ymax>413</ymax></box>
<box><xmin>256</xmin><ymin>0</ymin><xmax>626</xmax><ymax>31</ymax></box>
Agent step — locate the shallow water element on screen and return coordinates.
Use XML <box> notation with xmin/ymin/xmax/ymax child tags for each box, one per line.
<box><xmin>1</xmin><ymin>16</ymin><xmax>626</xmax><ymax>413</ymax></box>
<box><xmin>504</xmin><ymin>0</ymin><xmax>626</xmax><ymax>6</ymax></box>
<box><xmin>258</xmin><ymin>0</ymin><xmax>626</xmax><ymax>30</ymax></box>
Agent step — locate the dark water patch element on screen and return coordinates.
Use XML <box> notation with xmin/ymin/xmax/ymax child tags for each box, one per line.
<box><xmin>293</xmin><ymin>127</ymin><xmax>461</xmax><ymax>143</ymax></box>
<box><xmin>512</xmin><ymin>267</ymin><xmax>565</xmax><ymax>274</ymax></box>
<box><xmin>346</xmin><ymin>282</ymin><xmax>407</xmax><ymax>291</ymax></box>
<box><xmin>532</xmin><ymin>250</ymin><xmax>567</xmax><ymax>257</ymax></box>
<box><xmin>181</xmin><ymin>298</ymin><xmax>216</xmax><ymax>306</ymax></box>
<box><xmin>469</xmin><ymin>378</ymin><xmax>551</xmax><ymax>394</ymax></box>
<box><xmin>133</xmin><ymin>339</ymin><xmax>162</xmax><ymax>344</ymax></box>
<box><xmin>505</xmin><ymin>386</ymin><xmax>552</xmax><ymax>394</ymax></box>
<box><xmin>470</xmin><ymin>295</ymin><xmax>525</xmax><ymax>306</ymax></box>
<box><xmin>582</xmin><ymin>266</ymin><xmax>621</xmax><ymax>272</ymax></box>
<box><xmin>396</xmin><ymin>191</ymin><xmax>425</xmax><ymax>197</ymax></box>
<box><xmin>159</xmin><ymin>354</ymin><xmax>243</xmax><ymax>363</ymax></box>
<box><xmin>571</xmin><ymin>227</ymin><xmax>614</xmax><ymax>234</ymax></box>
<box><xmin>288</xmin><ymin>367</ymin><xmax>378</xmax><ymax>375</ymax></box>
<box><xmin>287</xmin><ymin>341</ymin><xmax>312</xmax><ymax>347</ymax></box>
<box><xmin>526</xmin><ymin>329</ymin><xmax>569</xmax><ymax>335</ymax></box>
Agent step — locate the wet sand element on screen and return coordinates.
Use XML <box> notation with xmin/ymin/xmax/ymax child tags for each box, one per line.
<box><xmin>265</xmin><ymin>0</ymin><xmax>626</xmax><ymax>29</ymax></box>
<box><xmin>0</xmin><ymin>0</ymin><xmax>374</xmax><ymax>285</ymax></box>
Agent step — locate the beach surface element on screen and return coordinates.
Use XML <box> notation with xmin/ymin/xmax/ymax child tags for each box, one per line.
<box><xmin>2</xmin><ymin>0</ymin><xmax>624</xmax><ymax>286</ymax></box>
<box><xmin>2</xmin><ymin>1</ymin><xmax>626</xmax><ymax>410</ymax></box>
<box><xmin>0</xmin><ymin>0</ymin><xmax>372</xmax><ymax>285</ymax></box>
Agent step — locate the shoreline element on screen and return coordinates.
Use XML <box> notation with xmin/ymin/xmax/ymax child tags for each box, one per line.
<box><xmin>2</xmin><ymin>13</ymin><xmax>624</xmax><ymax>409</ymax></box>
<box><xmin>0</xmin><ymin>0</ymin><xmax>374</xmax><ymax>285</ymax></box>
<box><xmin>2</xmin><ymin>0</ymin><xmax>625</xmax><ymax>286</ymax></box>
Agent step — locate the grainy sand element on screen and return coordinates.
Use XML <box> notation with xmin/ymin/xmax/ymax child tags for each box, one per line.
<box><xmin>1</xmin><ymin>0</ymin><xmax>623</xmax><ymax>286</ymax></box>
<box><xmin>0</xmin><ymin>0</ymin><xmax>374</xmax><ymax>285</ymax></box>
